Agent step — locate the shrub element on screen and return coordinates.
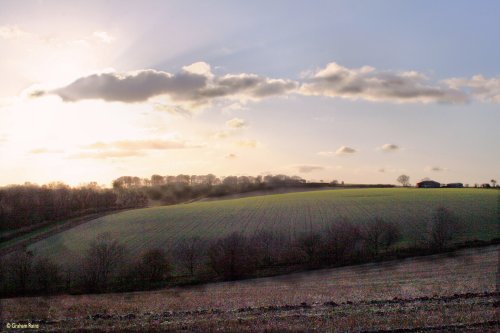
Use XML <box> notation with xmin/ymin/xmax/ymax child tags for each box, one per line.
<box><xmin>135</xmin><ymin>248</ymin><xmax>171</xmax><ymax>284</ymax></box>
<box><xmin>428</xmin><ymin>207</ymin><xmax>459</xmax><ymax>250</ymax></box>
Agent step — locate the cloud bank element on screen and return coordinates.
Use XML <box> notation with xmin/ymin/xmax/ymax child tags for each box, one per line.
<box><xmin>73</xmin><ymin>139</ymin><xmax>197</xmax><ymax>159</ymax></box>
<box><xmin>445</xmin><ymin>75</ymin><xmax>500</xmax><ymax>102</ymax></box>
<box><xmin>35</xmin><ymin>62</ymin><xmax>297</xmax><ymax>107</ymax></box>
<box><xmin>29</xmin><ymin>61</ymin><xmax>500</xmax><ymax>107</ymax></box>
<box><xmin>300</xmin><ymin>62</ymin><xmax>467</xmax><ymax>104</ymax></box>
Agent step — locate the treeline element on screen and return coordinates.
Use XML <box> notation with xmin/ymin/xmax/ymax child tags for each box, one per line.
<box><xmin>1</xmin><ymin>174</ymin><xmax>395</xmax><ymax>233</ymax></box>
<box><xmin>0</xmin><ymin>182</ymin><xmax>147</xmax><ymax>232</ymax></box>
<box><xmin>0</xmin><ymin>207</ymin><xmax>465</xmax><ymax>297</ymax></box>
<box><xmin>113</xmin><ymin>174</ymin><xmax>310</xmax><ymax>205</ymax></box>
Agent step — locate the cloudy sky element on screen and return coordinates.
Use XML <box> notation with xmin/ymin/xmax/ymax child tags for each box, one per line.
<box><xmin>0</xmin><ymin>0</ymin><xmax>498</xmax><ymax>186</ymax></box>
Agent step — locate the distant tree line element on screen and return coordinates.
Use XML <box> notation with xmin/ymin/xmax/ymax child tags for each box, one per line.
<box><xmin>0</xmin><ymin>206</ymin><xmax>466</xmax><ymax>297</ymax></box>
<box><xmin>113</xmin><ymin>173</ymin><xmax>395</xmax><ymax>205</ymax></box>
<box><xmin>0</xmin><ymin>182</ymin><xmax>147</xmax><ymax>233</ymax></box>
<box><xmin>1</xmin><ymin>174</ymin><xmax>397</xmax><ymax>234</ymax></box>
<box><xmin>112</xmin><ymin>174</ymin><xmax>308</xmax><ymax>204</ymax></box>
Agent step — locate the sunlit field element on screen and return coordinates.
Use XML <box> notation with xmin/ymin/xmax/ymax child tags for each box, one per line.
<box><xmin>28</xmin><ymin>188</ymin><xmax>498</xmax><ymax>265</ymax></box>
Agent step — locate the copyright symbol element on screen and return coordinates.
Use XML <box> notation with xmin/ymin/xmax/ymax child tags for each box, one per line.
<box><xmin>6</xmin><ymin>323</ymin><xmax>11</xmax><ymax>328</ymax></box>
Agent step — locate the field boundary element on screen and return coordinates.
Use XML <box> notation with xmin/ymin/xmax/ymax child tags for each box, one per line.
<box><xmin>0</xmin><ymin>209</ymin><xmax>131</xmax><ymax>256</ymax></box>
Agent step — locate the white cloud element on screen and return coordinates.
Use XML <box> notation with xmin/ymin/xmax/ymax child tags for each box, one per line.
<box><xmin>300</xmin><ymin>62</ymin><xmax>467</xmax><ymax>104</ymax></box>
<box><xmin>445</xmin><ymin>75</ymin><xmax>500</xmax><ymax>102</ymax></box>
<box><xmin>225</xmin><ymin>118</ymin><xmax>247</xmax><ymax>128</ymax></box>
<box><xmin>29</xmin><ymin>148</ymin><xmax>64</xmax><ymax>154</ymax></box>
<box><xmin>83</xmin><ymin>139</ymin><xmax>192</xmax><ymax>150</ymax></box>
<box><xmin>71</xmin><ymin>150</ymin><xmax>143</xmax><ymax>159</ymax></box>
<box><xmin>182</xmin><ymin>61</ymin><xmax>213</xmax><ymax>77</ymax></box>
<box><xmin>153</xmin><ymin>103</ymin><xmax>193</xmax><ymax>116</ymax></box>
<box><xmin>0</xmin><ymin>25</ymin><xmax>29</xmax><ymax>39</ymax></box>
<box><xmin>336</xmin><ymin>146</ymin><xmax>357</xmax><ymax>155</ymax></box>
<box><xmin>296</xmin><ymin>165</ymin><xmax>325</xmax><ymax>173</ymax></box>
<box><xmin>92</xmin><ymin>31</ymin><xmax>115</xmax><ymax>44</ymax></box>
<box><xmin>236</xmin><ymin>139</ymin><xmax>258</xmax><ymax>148</ymax></box>
<box><xmin>317</xmin><ymin>151</ymin><xmax>335</xmax><ymax>156</ymax></box>
<box><xmin>212</xmin><ymin>130</ymin><xmax>232</xmax><ymax>139</ymax></box>
<box><xmin>70</xmin><ymin>139</ymin><xmax>199</xmax><ymax>159</ymax></box>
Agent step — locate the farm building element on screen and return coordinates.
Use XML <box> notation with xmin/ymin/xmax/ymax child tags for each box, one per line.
<box><xmin>416</xmin><ymin>180</ymin><xmax>441</xmax><ymax>188</ymax></box>
<box><xmin>446</xmin><ymin>183</ymin><xmax>464</xmax><ymax>188</ymax></box>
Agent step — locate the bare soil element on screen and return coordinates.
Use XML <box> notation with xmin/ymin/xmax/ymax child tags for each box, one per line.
<box><xmin>1</xmin><ymin>245</ymin><xmax>498</xmax><ymax>332</ymax></box>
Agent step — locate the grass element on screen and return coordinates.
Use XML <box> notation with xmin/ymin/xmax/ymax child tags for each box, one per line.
<box><xmin>28</xmin><ymin>188</ymin><xmax>498</xmax><ymax>265</ymax></box>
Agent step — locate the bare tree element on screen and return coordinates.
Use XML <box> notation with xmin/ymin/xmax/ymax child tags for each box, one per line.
<box><xmin>397</xmin><ymin>174</ymin><xmax>410</xmax><ymax>187</ymax></box>
<box><xmin>251</xmin><ymin>230</ymin><xmax>288</xmax><ymax>267</ymax></box>
<box><xmin>322</xmin><ymin>217</ymin><xmax>361</xmax><ymax>264</ymax></box>
<box><xmin>174</xmin><ymin>237</ymin><xmax>205</xmax><ymax>276</ymax></box>
<box><xmin>380</xmin><ymin>221</ymin><xmax>402</xmax><ymax>251</ymax></box>
<box><xmin>362</xmin><ymin>218</ymin><xmax>401</xmax><ymax>256</ymax></box>
<box><xmin>81</xmin><ymin>233</ymin><xmax>127</xmax><ymax>292</ymax></box>
<box><xmin>296</xmin><ymin>231</ymin><xmax>322</xmax><ymax>266</ymax></box>
<box><xmin>33</xmin><ymin>256</ymin><xmax>60</xmax><ymax>292</ymax></box>
<box><xmin>207</xmin><ymin>232</ymin><xmax>256</xmax><ymax>279</ymax></box>
<box><xmin>5</xmin><ymin>250</ymin><xmax>33</xmax><ymax>294</ymax></box>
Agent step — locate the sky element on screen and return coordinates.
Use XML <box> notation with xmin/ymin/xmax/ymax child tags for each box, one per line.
<box><xmin>0</xmin><ymin>0</ymin><xmax>499</xmax><ymax>186</ymax></box>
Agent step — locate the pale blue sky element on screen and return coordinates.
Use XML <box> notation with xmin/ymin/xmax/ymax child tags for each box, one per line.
<box><xmin>0</xmin><ymin>1</ymin><xmax>498</xmax><ymax>185</ymax></box>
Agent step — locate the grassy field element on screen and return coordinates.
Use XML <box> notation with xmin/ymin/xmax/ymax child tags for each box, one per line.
<box><xmin>28</xmin><ymin>188</ymin><xmax>498</xmax><ymax>265</ymax></box>
<box><xmin>2</xmin><ymin>245</ymin><xmax>498</xmax><ymax>332</ymax></box>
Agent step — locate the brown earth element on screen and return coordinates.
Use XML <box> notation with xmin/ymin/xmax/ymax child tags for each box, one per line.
<box><xmin>1</xmin><ymin>245</ymin><xmax>498</xmax><ymax>332</ymax></box>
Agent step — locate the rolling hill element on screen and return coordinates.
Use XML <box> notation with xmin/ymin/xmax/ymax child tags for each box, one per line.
<box><xmin>28</xmin><ymin>188</ymin><xmax>498</xmax><ymax>265</ymax></box>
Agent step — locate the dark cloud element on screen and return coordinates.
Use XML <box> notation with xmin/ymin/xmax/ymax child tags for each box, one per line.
<box><xmin>301</xmin><ymin>62</ymin><xmax>468</xmax><ymax>104</ymax></box>
<box><xmin>381</xmin><ymin>144</ymin><xmax>399</xmax><ymax>151</ymax></box>
<box><xmin>39</xmin><ymin>63</ymin><xmax>297</xmax><ymax>105</ymax></box>
<box><xmin>426</xmin><ymin>166</ymin><xmax>448</xmax><ymax>172</ymax></box>
<box><xmin>52</xmin><ymin>70</ymin><xmax>208</xmax><ymax>103</ymax></box>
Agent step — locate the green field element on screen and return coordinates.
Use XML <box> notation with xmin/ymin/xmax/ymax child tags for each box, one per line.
<box><xmin>29</xmin><ymin>188</ymin><xmax>498</xmax><ymax>265</ymax></box>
